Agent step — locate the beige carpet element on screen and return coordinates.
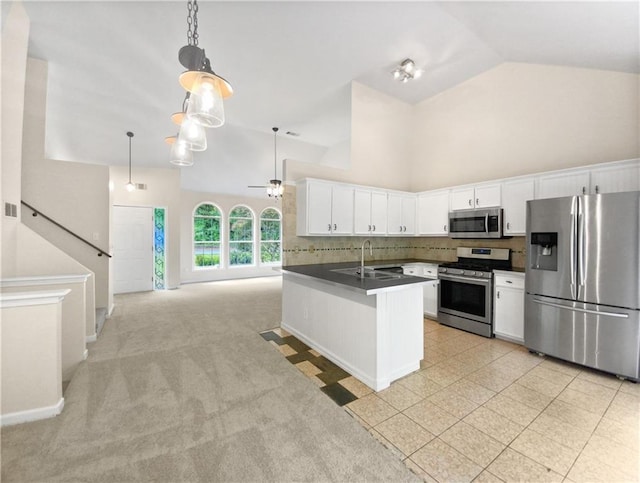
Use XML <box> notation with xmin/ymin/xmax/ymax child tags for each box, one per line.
<box><xmin>1</xmin><ymin>277</ymin><xmax>418</xmax><ymax>482</ymax></box>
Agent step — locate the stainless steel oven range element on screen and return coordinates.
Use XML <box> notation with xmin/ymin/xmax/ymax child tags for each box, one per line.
<box><xmin>438</xmin><ymin>247</ymin><xmax>511</xmax><ymax>337</ymax></box>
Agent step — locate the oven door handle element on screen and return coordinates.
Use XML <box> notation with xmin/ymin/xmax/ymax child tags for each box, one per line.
<box><xmin>439</xmin><ymin>275</ymin><xmax>491</xmax><ymax>284</ymax></box>
<box><xmin>485</xmin><ymin>214</ymin><xmax>489</xmax><ymax>234</ymax></box>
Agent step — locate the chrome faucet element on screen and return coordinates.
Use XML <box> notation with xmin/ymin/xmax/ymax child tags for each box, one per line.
<box><xmin>360</xmin><ymin>239</ymin><xmax>373</xmax><ymax>279</ymax></box>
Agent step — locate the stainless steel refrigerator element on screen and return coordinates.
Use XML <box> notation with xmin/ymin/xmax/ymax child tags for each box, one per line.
<box><xmin>525</xmin><ymin>191</ymin><xmax>640</xmax><ymax>381</ymax></box>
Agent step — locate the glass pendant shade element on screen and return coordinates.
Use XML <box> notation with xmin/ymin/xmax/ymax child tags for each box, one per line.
<box><xmin>177</xmin><ymin>116</ymin><xmax>207</xmax><ymax>151</ymax></box>
<box><xmin>125</xmin><ymin>182</ymin><xmax>136</xmax><ymax>192</ymax></box>
<box><xmin>169</xmin><ymin>140</ymin><xmax>194</xmax><ymax>167</ymax></box>
<box><xmin>186</xmin><ymin>72</ymin><xmax>225</xmax><ymax>128</ymax></box>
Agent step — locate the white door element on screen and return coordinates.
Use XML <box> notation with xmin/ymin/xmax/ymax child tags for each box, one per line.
<box><xmin>113</xmin><ymin>206</ymin><xmax>154</xmax><ymax>294</ymax></box>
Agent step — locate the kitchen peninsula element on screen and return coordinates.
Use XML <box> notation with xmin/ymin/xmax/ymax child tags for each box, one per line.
<box><xmin>281</xmin><ymin>262</ymin><xmax>427</xmax><ymax>391</ymax></box>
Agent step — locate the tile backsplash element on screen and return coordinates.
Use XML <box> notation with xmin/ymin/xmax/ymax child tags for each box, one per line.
<box><xmin>282</xmin><ymin>185</ymin><xmax>526</xmax><ymax>268</ymax></box>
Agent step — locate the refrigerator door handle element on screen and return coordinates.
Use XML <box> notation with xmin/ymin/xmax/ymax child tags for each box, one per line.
<box><xmin>577</xmin><ymin>196</ymin><xmax>586</xmax><ymax>288</ymax></box>
<box><xmin>570</xmin><ymin>196</ymin><xmax>578</xmax><ymax>299</ymax></box>
<box><xmin>532</xmin><ymin>298</ymin><xmax>630</xmax><ymax>319</ymax></box>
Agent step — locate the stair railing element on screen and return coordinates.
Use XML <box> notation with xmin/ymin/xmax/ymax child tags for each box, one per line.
<box><xmin>21</xmin><ymin>201</ymin><xmax>112</xmax><ymax>258</ymax></box>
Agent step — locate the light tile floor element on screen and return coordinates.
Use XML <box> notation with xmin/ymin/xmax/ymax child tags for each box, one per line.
<box><xmin>342</xmin><ymin>319</ymin><xmax>640</xmax><ymax>483</ymax></box>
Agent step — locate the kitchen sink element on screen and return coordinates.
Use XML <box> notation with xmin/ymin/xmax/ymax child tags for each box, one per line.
<box><xmin>331</xmin><ymin>267</ymin><xmax>410</xmax><ymax>281</ymax></box>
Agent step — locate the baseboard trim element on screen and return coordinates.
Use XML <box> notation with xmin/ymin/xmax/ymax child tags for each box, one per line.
<box><xmin>83</xmin><ymin>349</ymin><xmax>89</xmax><ymax>360</ymax></box>
<box><xmin>1</xmin><ymin>398</ymin><xmax>64</xmax><ymax>427</ymax></box>
<box><xmin>86</xmin><ymin>334</ymin><xmax>97</xmax><ymax>343</ymax></box>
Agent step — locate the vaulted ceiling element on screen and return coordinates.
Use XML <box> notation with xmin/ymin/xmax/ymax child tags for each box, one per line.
<box><xmin>12</xmin><ymin>1</ymin><xmax>640</xmax><ymax>196</ymax></box>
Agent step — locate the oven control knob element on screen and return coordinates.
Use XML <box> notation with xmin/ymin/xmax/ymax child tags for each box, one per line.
<box><xmin>440</xmin><ymin>268</ymin><xmax>447</xmax><ymax>273</ymax></box>
<box><xmin>477</xmin><ymin>272</ymin><xmax>484</xmax><ymax>277</ymax></box>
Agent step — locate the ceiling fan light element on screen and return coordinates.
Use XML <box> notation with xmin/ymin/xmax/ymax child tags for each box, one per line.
<box><xmin>177</xmin><ymin>116</ymin><xmax>207</xmax><ymax>151</ymax></box>
<box><xmin>186</xmin><ymin>72</ymin><xmax>225</xmax><ymax>128</ymax></box>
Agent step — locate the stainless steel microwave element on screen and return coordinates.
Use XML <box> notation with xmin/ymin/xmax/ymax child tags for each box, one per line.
<box><xmin>448</xmin><ymin>208</ymin><xmax>504</xmax><ymax>238</ymax></box>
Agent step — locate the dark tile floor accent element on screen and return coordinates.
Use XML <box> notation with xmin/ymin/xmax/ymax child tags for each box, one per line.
<box><xmin>261</xmin><ymin>329</ymin><xmax>359</xmax><ymax>406</ymax></box>
<box><xmin>321</xmin><ymin>382</ymin><xmax>359</xmax><ymax>406</ymax></box>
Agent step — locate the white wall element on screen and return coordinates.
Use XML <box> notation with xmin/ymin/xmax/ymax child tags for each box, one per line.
<box><xmin>1</xmin><ymin>2</ymin><xmax>30</xmax><ymax>278</ymax></box>
<box><xmin>110</xmin><ymin>166</ymin><xmax>181</xmax><ymax>290</ymax></box>
<box><xmin>180</xmin><ymin>190</ymin><xmax>281</xmax><ymax>283</ymax></box>
<box><xmin>1</xmin><ymin>295</ymin><xmax>63</xmax><ymax>424</ymax></box>
<box><xmin>21</xmin><ymin>58</ymin><xmax>111</xmax><ymax>310</ymax></box>
<box><xmin>410</xmin><ymin>62</ymin><xmax>640</xmax><ymax>191</ymax></box>
<box><xmin>15</xmin><ymin>224</ymin><xmax>97</xmax><ymax>340</ymax></box>
<box><xmin>285</xmin><ymin>82</ymin><xmax>413</xmax><ymax>190</ymax></box>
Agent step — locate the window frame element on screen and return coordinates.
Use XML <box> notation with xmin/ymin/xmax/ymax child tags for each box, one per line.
<box><xmin>228</xmin><ymin>204</ymin><xmax>256</xmax><ymax>268</ymax></box>
<box><xmin>259</xmin><ymin>207</ymin><xmax>282</xmax><ymax>266</ymax></box>
<box><xmin>192</xmin><ymin>202</ymin><xmax>224</xmax><ymax>271</ymax></box>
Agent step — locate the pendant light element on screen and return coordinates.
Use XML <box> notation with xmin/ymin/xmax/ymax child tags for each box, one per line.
<box><xmin>169</xmin><ymin>138</ymin><xmax>194</xmax><ymax>167</ymax></box>
<box><xmin>178</xmin><ymin>0</ymin><xmax>232</xmax><ymax>127</ymax></box>
<box><xmin>125</xmin><ymin>131</ymin><xmax>136</xmax><ymax>192</ymax></box>
<box><xmin>267</xmin><ymin>127</ymin><xmax>284</xmax><ymax>199</ymax></box>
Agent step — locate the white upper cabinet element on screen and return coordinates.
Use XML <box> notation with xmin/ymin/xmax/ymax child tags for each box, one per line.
<box><xmin>387</xmin><ymin>193</ymin><xmax>416</xmax><ymax>235</ymax></box>
<box><xmin>418</xmin><ymin>190</ymin><xmax>450</xmax><ymax>236</ymax></box>
<box><xmin>354</xmin><ymin>189</ymin><xmax>387</xmax><ymax>235</ymax></box>
<box><xmin>450</xmin><ymin>184</ymin><xmax>501</xmax><ymax>211</ymax></box>
<box><xmin>502</xmin><ymin>178</ymin><xmax>535</xmax><ymax>235</ymax></box>
<box><xmin>590</xmin><ymin>161</ymin><xmax>640</xmax><ymax>194</ymax></box>
<box><xmin>297</xmin><ymin>180</ymin><xmax>354</xmax><ymax>236</ymax></box>
<box><xmin>536</xmin><ymin>170</ymin><xmax>591</xmax><ymax>199</ymax></box>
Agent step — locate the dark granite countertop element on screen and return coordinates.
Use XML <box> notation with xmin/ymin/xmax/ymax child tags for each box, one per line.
<box><xmin>281</xmin><ymin>260</ymin><xmax>435</xmax><ymax>295</ymax></box>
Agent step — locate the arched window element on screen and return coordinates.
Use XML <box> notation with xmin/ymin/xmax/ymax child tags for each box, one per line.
<box><xmin>229</xmin><ymin>205</ymin><xmax>254</xmax><ymax>266</ymax></box>
<box><xmin>193</xmin><ymin>203</ymin><xmax>222</xmax><ymax>268</ymax></box>
<box><xmin>260</xmin><ymin>208</ymin><xmax>281</xmax><ymax>264</ymax></box>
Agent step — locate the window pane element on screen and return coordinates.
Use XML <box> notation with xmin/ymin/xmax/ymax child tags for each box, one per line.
<box><xmin>261</xmin><ymin>242</ymin><xmax>281</xmax><ymax>263</ymax></box>
<box><xmin>260</xmin><ymin>220</ymin><xmax>280</xmax><ymax>241</ymax></box>
<box><xmin>195</xmin><ymin>203</ymin><xmax>220</xmax><ymax>216</ymax></box>
<box><xmin>230</xmin><ymin>242</ymin><xmax>253</xmax><ymax>265</ymax></box>
<box><xmin>230</xmin><ymin>206</ymin><xmax>252</xmax><ymax>218</ymax></box>
<box><xmin>230</xmin><ymin>218</ymin><xmax>253</xmax><ymax>241</ymax></box>
<box><xmin>194</xmin><ymin>243</ymin><xmax>220</xmax><ymax>267</ymax></box>
<box><xmin>194</xmin><ymin>203</ymin><xmax>221</xmax><ymax>268</ymax></box>
<box><xmin>261</xmin><ymin>208</ymin><xmax>279</xmax><ymax>220</ymax></box>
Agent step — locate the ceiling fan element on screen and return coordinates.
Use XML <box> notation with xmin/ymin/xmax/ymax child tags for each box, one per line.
<box><xmin>248</xmin><ymin>127</ymin><xmax>284</xmax><ymax>200</ymax></box>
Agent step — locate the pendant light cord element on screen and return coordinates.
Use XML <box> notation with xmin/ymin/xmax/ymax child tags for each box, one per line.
<box><xmin>127</xmin><ymin>131</ymin><xmax>134</xmax><ymax>184</ymax></box>
<box><xmin>273</xmin><ymin>126</ymin><xmax>279</xmax><ymax>178</ymax></box>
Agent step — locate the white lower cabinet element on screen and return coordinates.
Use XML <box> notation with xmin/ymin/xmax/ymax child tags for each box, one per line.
<box><xmin>493</xmin><ymin>271</ymin><xmax>525</xmax><ymax>344</ymax></box>
<box><xmin>424</xmin><ymin>279</ymin><xmax>438</xmax><ymax>319</ymax></box>
<box><xmin>402</xmin><ymin>263</ymin><xmax>438</xmax><ymax>319</ymax></box>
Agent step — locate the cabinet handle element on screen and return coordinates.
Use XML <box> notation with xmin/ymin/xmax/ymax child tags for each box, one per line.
<box><xmin>506</xmin><ymin>280</ymin><xmax>513</xmax><ymax>284</ymax></box>
<box><xmin>476</xmin><ymin>198</ymin><xmax>479</xmax><ymax>206</ymax></box>
<box><xmin>443</xmin><ymin>224</ymin><xmax>447</xmax><ymax>232</ymax></box>
<box><xmin>372</xmin><ymin>225</ymin><xmax>376</xmax><ymax>232</ymax></box>
<box><xmin>368</xmin><ymin>224</ymin><xmax>371</xmax><ymax>232</ymax></box>
<box><xmin>468</xmin><ymin>199</ymin><xmax>472</xmax><ymax>206</ymax></box>
<box><xmin>497</xmin><ymin>291</ymin><xmax>500</xmax><ymax>299</ymax></box>
<box><xmin>507</xmin><ymin>222</ymin><xmax>510</xmax><ymax>230</ymax></box>
<box><xmin>333</xmin><ymin>224</ymin><xmax>337</xmax><ymax>231</ymax></box>
<box><xmin>595</xmin><ymin>185</ymin><xmax>600</xmax><ymax>194</ymax></box>
<box><xmin>582</xmin><ymin>186</ymin><xmax>586</xmax><ymax>195</ymax></box>
<box><xmin>328</xmin><ymin>224</ymin><xmax>331</xmax><ymax>232</ymax></box>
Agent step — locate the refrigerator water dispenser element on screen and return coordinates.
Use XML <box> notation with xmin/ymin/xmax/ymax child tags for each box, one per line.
<box><xmin>530</xmin><ymin>232</ymin><xmax>558</xmax><ymax>270</ymax></box>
